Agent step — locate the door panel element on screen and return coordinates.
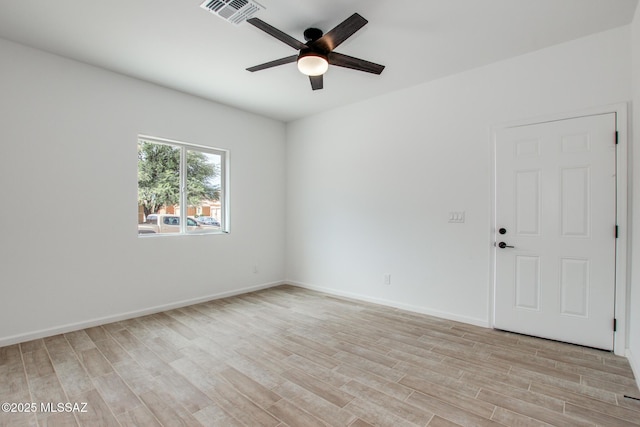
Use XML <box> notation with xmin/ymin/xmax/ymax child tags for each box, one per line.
<box><xmin>494</xmin><ymin>113</ymin><xmax>616</xmax><ymax>350</ymax></box>
<box><xmin>560</xmin><ymin>258</ymin><xmax>589</xmax><ymax>316</ymax></box>
<box><xmin>515</xmin><ymin>255</ymin><xmax>540</xmax><ymax>310</ymax></box>
<box><xmin>515</xmin><ymin>170</ymin><xmax>541</xmax><ymax>236</ymax></box>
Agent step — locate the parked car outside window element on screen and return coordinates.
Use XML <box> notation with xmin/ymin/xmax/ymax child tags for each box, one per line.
<box><xmin>195</xmin><ymin>216</ymin><xmax>220</xmax><ymax>227</ymax></box>
<box><xmin>137</xmin><ymin>214</ymin><xmax>214</xmax><ymax>234</ymax></box>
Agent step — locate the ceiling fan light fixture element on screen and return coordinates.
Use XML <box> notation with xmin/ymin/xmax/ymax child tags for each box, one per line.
<box><xmin>245</xmin><ymin>14</ymin><xmax>385</xmax><ymax>90</ymax></box>
<box><xmin>297</xmin><ymin>50</ymin><xmax>328</xmax><ymax>76</ymax></box>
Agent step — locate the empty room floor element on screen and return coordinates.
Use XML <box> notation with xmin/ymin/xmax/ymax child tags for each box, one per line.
<box><xmin>1</xmin><ymin>285</ymin><xmax>639</xmax><ymax>426</ymax></box>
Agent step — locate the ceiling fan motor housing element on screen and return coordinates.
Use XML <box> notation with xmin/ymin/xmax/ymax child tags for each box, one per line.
<box><xmin>303</xmin><ymin>27</ymin><xmax>324</xmax><ymax>43</ymax></box>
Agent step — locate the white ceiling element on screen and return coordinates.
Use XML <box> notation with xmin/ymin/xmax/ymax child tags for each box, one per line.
<box><xmin>0</xmin><ymin>0</ymin><xmax>637</xmax><ymax>122</ymax></box>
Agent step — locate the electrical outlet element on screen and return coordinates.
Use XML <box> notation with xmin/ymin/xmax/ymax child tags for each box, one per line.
<box><xmin>448</xmin><ymin>211</ymin><xmax>465</xmax><ymax>223</ymax></box>
<box><xmin>384</xmin><ymin>274</ymin><xmax>391</xmax><ymax>285</ymax></box>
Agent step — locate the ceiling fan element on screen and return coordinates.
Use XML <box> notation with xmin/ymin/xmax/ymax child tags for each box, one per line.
<box><xmin>245</xmin><ymin>13</ymin><xmax>385</xmax><ymax>90</ymax></box>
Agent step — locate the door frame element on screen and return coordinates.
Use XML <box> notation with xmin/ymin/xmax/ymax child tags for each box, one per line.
<box><xmin>489</xmin><ymin>103</ymin><xmax>628</xmax><ymax>356</ymax></box>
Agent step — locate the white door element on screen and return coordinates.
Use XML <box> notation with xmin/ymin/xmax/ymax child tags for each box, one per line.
<box><xmin>494</xmin><ymin>113</ymin><xmax>617</xmax><ymax>350</ymax></box>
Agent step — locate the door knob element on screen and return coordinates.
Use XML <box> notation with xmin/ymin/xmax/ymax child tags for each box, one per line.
<box><xmin>498</xmin><ymin>242</ymin><xmax>514</xmax><ymax>249</ymax></box>
<box><xmin>498</xmin><ymin>228</ymin><xmax>507</xmax><ymax>234</ymax></box>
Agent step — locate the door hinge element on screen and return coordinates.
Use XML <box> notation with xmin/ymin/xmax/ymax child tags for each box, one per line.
<box><xmin>613</xmin><ymin>318</ymin><xmax>617</xmax><ymax>332</ymax></box>
<box><xmin>615</xmin><ymin>225</ymin><xmax>619</xmax><ymax>238</ymax></box>
<box><xmin>615</xmin><ymin>131</ymin><xmax>619</xmax><ymax>144</ymax></box>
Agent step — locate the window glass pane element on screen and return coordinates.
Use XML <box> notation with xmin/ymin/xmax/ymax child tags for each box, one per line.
<box><xmin>186</xmin><ymin>150</ymin><xmax>222</xmax><ymax>234</ymax></box>
<box><xmin>137</xmin><ymin>141</ymin><xmax>181</xmax><ymax>235</ymax></box>
<box><xmin>137</xmin><ymin>136</ymin><xmax>227</xmax><ymax>237</ymax></box>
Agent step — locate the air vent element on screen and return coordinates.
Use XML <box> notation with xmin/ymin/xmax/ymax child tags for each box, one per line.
<box><xmin>200</xmin><ymin>0</ymin><xmax>265</xmax><ymax>25</ymax></box>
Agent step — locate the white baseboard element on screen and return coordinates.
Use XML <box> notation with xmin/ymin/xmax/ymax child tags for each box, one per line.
<box><xmin>288</xmin><ymin>280</ymin><xmax>490</xmax><ymax>328</ymax></box>
<box><xmin>626</xmin><ymin>348</ymin><xmax>640</xmax><ymax>394</ymax></box>
<box><xmin>0</xmin><ymin>280</ymin><xmax>285</xmax><ymax>347</ymax></box>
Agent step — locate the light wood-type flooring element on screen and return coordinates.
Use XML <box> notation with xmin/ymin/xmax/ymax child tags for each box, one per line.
<box><xmin>1</xmin><ymin>285</ymin><xmax>639</xmax><ymax>427</ymax></box>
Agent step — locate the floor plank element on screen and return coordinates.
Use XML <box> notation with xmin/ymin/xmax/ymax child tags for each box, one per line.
<box><xmin>0</xmin><ymin>285</ymin><xmax>638</xmax><ymax>427</ymax></box>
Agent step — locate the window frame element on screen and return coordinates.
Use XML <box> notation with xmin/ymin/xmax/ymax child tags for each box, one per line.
<box><xmin>138</xmin><ymin>135</ymin><xmax>229</xmax><ymax>236</ymax></box>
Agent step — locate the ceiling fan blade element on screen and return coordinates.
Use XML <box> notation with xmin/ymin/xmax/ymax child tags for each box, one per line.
<box><xmin>309</xmin><ymin>75</ymin><xmax>323</xmax><ymax>90</ymax></box>
<box><xmin>328</xmin><ymin>52</ymin><xmax>385</xmax><ymax>75</ymax></box>
<box><xmin>246</xmin><ymin>18</ymin><xmax>306</xmax><ymax>50</ymax></box>
<box><xmin>310</xmin><ymin>13</ymin><xmax>368</xmax><ymax>52</ymax></box>
<box><xmin>246</xmin><ymin>55</ymin><xmax>298</xmax><ymax>72</ymax></box>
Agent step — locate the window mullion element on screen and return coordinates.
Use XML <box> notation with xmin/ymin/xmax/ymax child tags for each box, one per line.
<box><xmin>180</xmin><ymin>146</ymin><xmax>187</xmax><ymax>234</ymax></box>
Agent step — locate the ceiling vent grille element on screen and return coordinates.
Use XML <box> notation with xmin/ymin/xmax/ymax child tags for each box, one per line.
<box><xmin>200</xmin><ymin>0</ymin><xmax>265</xmax><ymax>25</ymax></box>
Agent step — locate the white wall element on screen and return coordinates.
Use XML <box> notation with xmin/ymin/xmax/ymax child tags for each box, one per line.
<box><xmin>0</xmin><ymin>38</ymin><xmax>286</xmax><ymax>345</ymax></box>
<box><xmin>286</xmin><ymin>27</ymin><xmax>632</xmax><ymax>327</ymax></box>
<box><xmin>629</xmin><ymin>5</ymin><xmax>640</xmax><ymax>381</ymax></box>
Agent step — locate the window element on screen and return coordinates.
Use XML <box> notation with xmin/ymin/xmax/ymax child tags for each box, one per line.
<box><xmin>137</xmin><ymin>136</ymin><xmax>228</xmax><ymax>236</ymax></box>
